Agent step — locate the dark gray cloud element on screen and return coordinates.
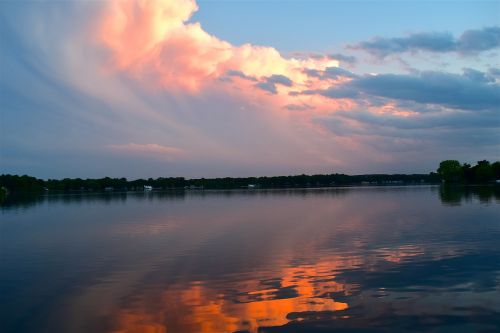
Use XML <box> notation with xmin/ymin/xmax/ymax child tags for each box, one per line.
<box><xmin>350</xmin><ymin>27</ymin><xmax>500</xmax><ymax>57</ymax></box>
<box><xmin>317</xmin><ymin>85</ymin><xmax>360</xmax><ymax>99</ymax></box>
<box><xmin>458</xmin><ymin>26</ymin><xmax>500</xmax><ymax>53</ymax></box>
<box><xmin>324</xmin><ymin>67</ymin><xmax>358</xmax><ymax>79</ymax></box>
<box><xmin>303</xmin><ymin>68</ymin><xmax>322</xmax><ymax>78</ymax></box>
<box><xmin>226</xmin><ymin>70</ymin><xmax>257</xmax><ymax>81</ymax></box>
<box><xmin>314</xmin><ymin>106</ymin><xmax>500</xmax><ymax>156</ymax></box>
<box><xmin>332</xmin><ymin>108</ymin><xmax>500</xmax><ymax>131</ymax></box>
<box><xmin>303</xmin><ymin>67</ymin><xmax>358</xmax><ymax>81</ymax></box>
<box><xmin>350</xmin><ymin>32</ymin><xmax>454</xmax><ymax>57</ymax></box>
<box><xmin>319</xmin><ymin>70</ymin><xmax>500</xmax><ymax>111</ymax></box>
<box><xmin>267</xmin><ymin>74</ymin><xmax>293</xmax><ymax>86</ymax></box>
<box><xmin>462</xmin><ymin>68</ymin><xmax>495</xmax><ymax>83</ymax></box>
<box><xmin>255</xmin><ymin>74</ymin><xmax>293</xmax><ymax>94</ymax></box>
<box><xmin>255</xmin><ymin>81</ymin><xmax>277</xmax><ymax>94</ymax></box>
<box><xmin>308</xmin><ymin>66</ymin><xmax>500</xmax><ymax>160</ymax></box>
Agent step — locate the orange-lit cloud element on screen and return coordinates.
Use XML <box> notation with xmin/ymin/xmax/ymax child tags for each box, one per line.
<box><xmin>98</xmin><ymin>0</ymin><xmax>339</xmax><ymax>95</ymax></box>
<box><xmin>97</xmin><ymin>0</ymin><xmax>448</xmax><ymax>171</ymax></box>
<box><xmin>3</xmin><ymin>0</ymin><xmax>498</xmax><ymax>178</ymax></box>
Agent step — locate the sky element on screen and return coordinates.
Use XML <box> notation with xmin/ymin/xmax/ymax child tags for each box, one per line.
<box><xmin>0</xmin><ymin>0</ymin><xmax>499</xmax><ymax>179</ymax></box>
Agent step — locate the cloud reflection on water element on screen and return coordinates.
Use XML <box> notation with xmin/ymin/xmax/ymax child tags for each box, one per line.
<box><xmin>1</xmin><ymin>186</ymin><xmax>500</xmax><ymax>332</ymax></box>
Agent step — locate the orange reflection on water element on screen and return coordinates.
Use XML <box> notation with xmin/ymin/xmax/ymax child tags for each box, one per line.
<box><xmin>110</xmin><ymin>312</ymin><xmax>166</xmax><ymax>333</ymax></box>
<box><xmin>108</xmin><ymin>259</ymin><xmax>352</xmax><ymax>333</ymax></box>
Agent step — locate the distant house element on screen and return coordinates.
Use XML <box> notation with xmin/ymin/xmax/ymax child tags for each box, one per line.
<box><xmin>247</xmin><ymin>184</ymin><xmax>256</xmax><ymax>189</ymax></box>
<box><xmin>144</xmin><ymin>185</ymin><xmax>153</xmax><ymax>191</ymax></box>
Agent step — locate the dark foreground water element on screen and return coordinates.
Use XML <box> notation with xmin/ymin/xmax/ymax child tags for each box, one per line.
<box><xmin>1</xmin><ymin>186</ymin><xmax>500</xmax><ymax>333</ymax></box>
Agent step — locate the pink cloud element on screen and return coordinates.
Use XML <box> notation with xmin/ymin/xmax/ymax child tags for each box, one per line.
<box><xmin>97</xmin><ymin>0</ymin><xmax>339</xmax><ymax>95</ymax></box>
<box><xmin>94</xmin><ymin>0</ymin><xmax>429</xmax><ymax>173</ymax></box>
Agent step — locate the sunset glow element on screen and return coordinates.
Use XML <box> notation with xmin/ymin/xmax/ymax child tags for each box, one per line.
<box><xmin>1</xmin><ymin>0</ymin><xmax>498</xmax><ymax>177</ymax></box>
<box><xmin>1</xmin><ymin>3</ymin><xmax>499</xmax><ymax>332</ymax></box>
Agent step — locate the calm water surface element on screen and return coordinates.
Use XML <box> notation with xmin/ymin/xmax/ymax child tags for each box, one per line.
<box><xmin>1</xmin><ymin>186</ymin><xmax>500</xmax><ymax>332</ymax></box>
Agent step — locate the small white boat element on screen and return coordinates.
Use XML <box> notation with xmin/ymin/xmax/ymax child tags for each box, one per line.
<box><xmin>143</xmin><ymin>185</ymin><xmax>153</xmax><ymax>191</ymax></box>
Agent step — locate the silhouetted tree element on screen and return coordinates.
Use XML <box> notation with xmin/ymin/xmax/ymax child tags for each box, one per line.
<box><xmin>437</xmin><ymin>160</ymin><xmax>463</xmax><ymax>183</ymax></box>
<box><xmin>492</xmin><ymin>162</ymin><xmax>500</xmax><ymax>180</ymax></box>
<box><xmin>473</xmin><ymin>160</ymin><xmax>493</xmax><ymax>183</ymax></box>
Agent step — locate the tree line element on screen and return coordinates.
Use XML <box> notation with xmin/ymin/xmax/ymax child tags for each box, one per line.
<box><xmin>437</xmin><ymin>160</ymin><xmax>500</xmax><ymax>183</ymax></box>
<box><xmin>2</xmin><ymin>160</ymin><xmax>497</xmax><ymax>195</ymax></box>
<box><xmin>0</xmin><ymin>173</ymin><xmax>439</xmax><ymax>194</ymax></box>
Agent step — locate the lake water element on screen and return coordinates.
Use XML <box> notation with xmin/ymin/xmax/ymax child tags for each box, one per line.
<box><xmin>1</xmin><ymin>186</ymin><xmax>500</xmax><ymax>333</ymax></box>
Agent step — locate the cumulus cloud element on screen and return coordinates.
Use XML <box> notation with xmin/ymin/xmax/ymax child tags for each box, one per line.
<box><xmin>350</xmin><ymin>26</ymin><xmax>500</xmax><ymax>57</ymax></box>
<box><xmin>98</xmin><ymin>0</ymin><xmax>338</xmax><ymax>92</ymax></box>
